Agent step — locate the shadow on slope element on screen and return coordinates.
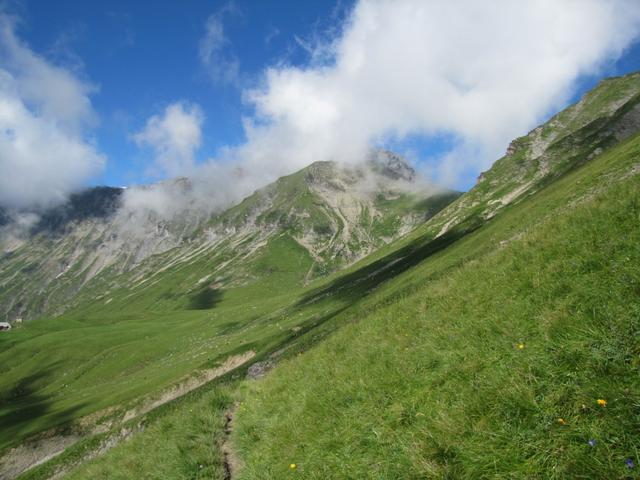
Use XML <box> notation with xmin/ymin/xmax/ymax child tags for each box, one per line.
<box><xmin>298</xmin><ymin>220</ymin><xmax>483</xmax><ymax>307</ymax></box>
<box><xmin>187</xmin><ymin>287</ymin><xmax>224</xmax><ymax>310</ymax></box>
<box><xmin>0</xmin><ymin>367</ymin><xmax>86</xmax><ymax>449</ymax></box>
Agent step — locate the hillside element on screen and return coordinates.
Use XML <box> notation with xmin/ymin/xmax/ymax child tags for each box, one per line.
<box><xmin>226</xmin><ymin>75</ymin><xmax>640</xmax><ymax>478</ymax></box>
<box><xmin>1</xmin><ymin>73</ymin><xmax>639</xmax><ymax>479</ymax></box>
<box><xmin>371</xmin><ymin>72</ymin><xmax>640</xmax><ymax>251</ymax></box>
<box><xmin>232</xmin><ymin>128</ymin><xmax>640</xmax><ymax>479</ymax></box>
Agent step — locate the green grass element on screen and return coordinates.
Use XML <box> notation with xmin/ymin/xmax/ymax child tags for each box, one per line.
<box><xmin>54</xmin><ymin>119</ymin><xmax>640</xmax><ymax>480</ymax></box>
<box><xmin>232</xmin><ymin>135</ymin><xmax>640</xmax><ymax>479</ymax></box>
<box><xmin>0</xmin><ymin>231</ymin><xmax>319</xmax><ymax>453</ymax></box>
<box><xmin>2</xmin><ymin>200</ymin><xmax>417</xmax><ymax>461</ymax></box>
<box><xmin>62</xmin><ymin>387</ymin><xmax>235</xmax><ymax>480</ymax></box>
<box><xmin>19</xmin><ymin>378</ymin><xmax>238</xmax><ymax>480</ymax></box>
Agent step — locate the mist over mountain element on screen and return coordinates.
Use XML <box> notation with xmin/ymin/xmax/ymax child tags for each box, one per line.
<box><xmin>3</xmin><ymin>1</ymin><xmax>640</xmax><ymax>211</ymax></box>
<box><xmin>0</xmin><ymin>149</ymin><xmax>456</xmax><ymax>323</ymax></box>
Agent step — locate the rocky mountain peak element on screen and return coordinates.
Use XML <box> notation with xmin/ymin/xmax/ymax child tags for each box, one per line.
<box><xmin>367</xmin><ymin>150</ymin><xmax>416</xmax><ymax>181</ymax></box>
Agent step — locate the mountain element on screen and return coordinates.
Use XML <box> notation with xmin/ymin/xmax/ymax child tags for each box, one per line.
<box><xmin>0</xmin><ymin>152</ymin><xmax>459</xmax><ymax>324</ymax></box>
<box><xmin>1</xmin><ymin>73</ymin><xmax>639</xmax><ymax>479</ymax></box>
<box><xmin>210</xmin><ymin>154</ymin><xmax>457</xmax><ymax>275</ymax></box>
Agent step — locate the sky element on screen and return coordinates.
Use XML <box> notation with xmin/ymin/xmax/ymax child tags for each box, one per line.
<box><xmin>1</xmin><ymin>0</ymin><xmax>640</xmax><ymax>211</ymax></box>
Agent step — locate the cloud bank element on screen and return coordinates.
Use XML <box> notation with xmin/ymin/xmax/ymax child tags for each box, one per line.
<box><xmin>128</xmin><ymin>0</ymin><xmax>640</xmax><ymax>221</ymax></box>
<box><xmin>4</xmin><ymin>0</ymin><xmax>640</xmax><ymax>218</ymax></box>
<box><xmin>0</xmin><ymin>15</ymin><xmax>105</xmax><ymax>209</ymax></box>
<box><xmin>230</xmin><ymin>0</ymin><xmax>640</xmax><ymax>187</ymax></box>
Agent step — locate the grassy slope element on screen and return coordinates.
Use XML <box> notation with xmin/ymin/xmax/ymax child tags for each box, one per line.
<box><xmin>0</xmin><ymin>232</ymin><xmax>315</xmax><ymax>452</ymax></box>
<box><xmin>281</xmin><ymin>73</ymin><xmax>640</xmax><ymax>306</ymax></box>
<box><xmin>58</xmin><ymin>121</ymin><xmax>640</xmax><ymax>479</ymax></box>
<box><xmin>231</xmin><ymin>135</ymin><xmax>640</xmax><ymax>479</ymax></box>
<box><xmin>51</xmin><ymin>383</ymin><xmax>237</xmax><ymax>480</ymax></box>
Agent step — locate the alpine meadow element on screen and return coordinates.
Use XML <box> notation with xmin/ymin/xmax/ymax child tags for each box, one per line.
<box><xmin>1</xmin><ymin>1</ymin><xmax>640</xmax><ymax>479</ymax></box>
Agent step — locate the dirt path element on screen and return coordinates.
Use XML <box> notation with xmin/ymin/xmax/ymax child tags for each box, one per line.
<box><xmin>0</xmin><ymin>435</ymin><xmax>81</xmax><ymax>480</ymax></box>
<box><xmin>221</xmin><ymin>405</ymin><xmax>241</xmax><ymax>480</ymax></box>
<box><xmin>48</xmin><ymin>425</ymin><xmax>142</xmax><ymax>480</ymax></box>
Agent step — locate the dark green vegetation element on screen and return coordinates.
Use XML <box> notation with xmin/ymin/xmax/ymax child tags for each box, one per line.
<box><xmin>2</xmin><ymin>73</ymin><xmax>640</xmax><ymax>479</ymax></box>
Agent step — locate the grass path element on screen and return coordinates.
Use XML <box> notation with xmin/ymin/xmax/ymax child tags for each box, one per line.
<box><xmin>221</xmin><ymin>404</ymin><xmax>240</xmax><ymax>480</ymax></box>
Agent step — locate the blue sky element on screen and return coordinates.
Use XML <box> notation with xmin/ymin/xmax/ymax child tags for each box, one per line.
<box><xmin>2</xmin><ymin>0</ymin><xmax>640</xmax><ymax>210</ymax></box>
<box><xmin>13</xmin><ymin>0</ymin><xmax>355</xmax><ymax>187</ymax></box>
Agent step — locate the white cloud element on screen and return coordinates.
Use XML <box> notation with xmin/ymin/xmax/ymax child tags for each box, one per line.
<box><xmin>227</xmin><ymin>0</ymin><xmax>640</xmax><ymax>188</ymax></box>
<box><xmin>199</xmin><ymin>3</ymin><xmax>240</xmax><ymax>86</ymax></box>
<box><xmin>125</xmin><ymin>0</ymin><xmax>640</xmax><ymax>227</ymax></box>
<box><xmin>133</xmin><ymin>102</ymin><xmax>204</xmax><ymax>178</ymax></box>
<box><xmin>0</xmin><ymin>14</ymin><xmax>105</xmax><ymax>209</ymax></box>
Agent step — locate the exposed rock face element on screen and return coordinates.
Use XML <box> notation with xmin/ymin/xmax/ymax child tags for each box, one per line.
<box><xmin>610</xmin><ymin>100</ymin><xmax>640</xmax><ymax>141</ymax></box>
<box><xmin>0</xmin><ymin>208</ymin><xmax>10</xmax><ymax>227</ymax></box>
<box><xmin>33</xmin><ymin>187</ymin><xmax>125</xmax><ymax>234</ymax></box>
<box><xmin>368</xmin><ymin>150</ymin><xmax>416</xmax><ymax>181</ymax></box>
<box><xmin>246</xmin><ymin>361</ymin><xmax>275</xmax><ymax>379</ymax></box>
<box><xmin>0</xmin><ymin>177</ymin><xmax>219</xmax><ymax>322</ymax></box>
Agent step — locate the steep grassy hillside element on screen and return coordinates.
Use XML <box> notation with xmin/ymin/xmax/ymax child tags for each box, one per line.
<box><xmin>3</xmin><ymin>74</ymin><xmax>640</xmax><ymax>479</ymax></box>
<box><xmin>232</xmin><ymin>128</ymin><xmax>640</xmax><ymax>479</ymax></box>
<box><xmin>44</xmin><ymin>76</ymin><xmax>640</xmax><ymax>479</ymax></box>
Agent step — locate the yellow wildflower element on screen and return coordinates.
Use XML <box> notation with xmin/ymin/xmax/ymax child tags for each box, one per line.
<box><xmin>290</xmin><ymin>463</ymin><xmax>297</xmax><ymax>469</ymax></box>
<box><xmin>517</xmin><ymin>343</ymin><xmax>525</xmax><ymax>350</ymax></box>
<box><xmin>557</xmin><ymin>418</ymin><xmax>566</xmax><ymax>425</ymax></box>
<box><xmin>597</xmin><ymin>399</ymin><xmax>607</xmax><ymax>407</ymax></box>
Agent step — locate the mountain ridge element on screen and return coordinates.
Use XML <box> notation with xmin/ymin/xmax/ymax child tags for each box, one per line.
<box><xmin>0</xmin><ymin>151</ymin><xmax>458</xmax><ymax>323</ymax></box>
